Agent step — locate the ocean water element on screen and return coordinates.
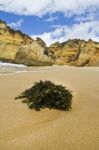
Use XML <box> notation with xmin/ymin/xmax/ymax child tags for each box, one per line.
<box><xmin>0</xmin><ymin>62</ymin><xmax>26</xmax><ymax>67</ymax></box>
<box><xmin>0</xmin><ymin>62</ymin><xmax>27</xmax><ymax>74</ymax></box>
<box><xmin>0</xmin><ymin>62</ymin><xmax>65</xmax><ymax>74</ymax></box>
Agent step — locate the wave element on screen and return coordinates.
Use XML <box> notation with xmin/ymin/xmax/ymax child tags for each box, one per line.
<box><xmin>0</xmin><ymin>62</ymin><xmax>26</xmax><ymax>68</ymax></box>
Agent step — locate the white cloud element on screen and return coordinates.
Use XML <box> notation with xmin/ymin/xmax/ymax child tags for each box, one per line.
<box><xmin>1</xmin><ymin>0</ymin><xmax>99</xmax><ymax>45</ymax></box>
<box><xmin>0</xmin><ymin>0</ymin><xmax>51</xmax><ymax>16</ymax></box>
<box><xmin>8</xmin><ymin>19</ymin><xmax>24</xmax><ymax>29</ymax></box>
<box><xmin>31</xmin><ymin>21</ymin><xmax>99</xmax><ymax>46</ymax></box>
<box><xmin>0</xmin><ymin>0</ymin><xmax>99</xmax><ymax>16</ymax></box>
<box><xmin>45</xmin><ymin>16</ymin><xmax>58</xmax><ymax>22</ymax></box>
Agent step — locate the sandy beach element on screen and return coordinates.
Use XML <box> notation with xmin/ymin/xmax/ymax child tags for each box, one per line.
<box><xmin>0</xmin><ymin>66</ymin><xmax>99</xmax><ymax>150</ymax></box>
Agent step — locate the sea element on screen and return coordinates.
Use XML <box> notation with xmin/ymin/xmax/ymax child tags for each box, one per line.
<box><xmin>0</xmin><ymin>62</ymin><xmax>27</xmax><ymax>74</ymax></box>
<box><xmin>0</xmin><ymin>62</ymin><xmax>61</xmax><ymax>74</ymax></box>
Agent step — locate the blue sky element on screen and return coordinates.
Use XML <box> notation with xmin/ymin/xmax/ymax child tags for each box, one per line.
<box><xmin>0</xmin><ymin>0</ymin><xmax>99</xmax><ymax>45</ymax></box>
<box><xmin>0</xmin><ymin>11</ymin><xmax>74</xmax><ymax>35</ymax></box>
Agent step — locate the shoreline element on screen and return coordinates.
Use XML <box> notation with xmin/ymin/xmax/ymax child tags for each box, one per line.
<box><xmin>0</xmin><ymin>65</ymin><xmax>99</xmax><ymax>75</ymax></box>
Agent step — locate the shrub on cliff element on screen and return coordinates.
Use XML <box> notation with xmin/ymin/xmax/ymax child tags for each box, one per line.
<box><xmin>15</xmin><ymin>80</ymin><xmax>72</xmax><ymax>111</ymax></box>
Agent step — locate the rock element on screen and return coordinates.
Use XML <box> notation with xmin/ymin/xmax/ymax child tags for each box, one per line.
<box><xmin>0</xmin><ymin>20</ymin><xmax>52</xmax><ymax>66</ymax></box>
<box><xmin>15</xmin><ymin>40</ymin><xmax>52</xmax><ymax>66</ymax></box>
<box><xmin>0</xmin><ymin>20</ymin><xmax>99</xmax><ymax>67</ymax></box>
<box><xmin>48</xmin><ymin>39</ymin><xmax>99</xmax><ymax>66</ymax></box>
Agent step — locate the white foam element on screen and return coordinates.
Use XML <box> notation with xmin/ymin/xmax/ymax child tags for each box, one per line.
<box><xmin>0</xmin><ymin>62</ymin><xmax>26</xmax><ymax>67</ymax></box>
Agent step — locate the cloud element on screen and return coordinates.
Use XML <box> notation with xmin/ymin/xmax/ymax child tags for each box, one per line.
<box><xmin>0</xmin><ymin>0</ymin><xmax>99</xmax><ymax>17</ymax></box>
<box><xmin>1</xmin><ymin>0</ymin><xmax>99</xmax><ymax>45</ymax></box>
<box><xmin>8</xmin><ymin>19</ymin><xmax>24</xmax><ymax>29</ymax></box>
<box><xmin>45</xmin><ymin>16</ymin><xmax>58</xmax><ymax>22</ymax></box>
<box><xmin>0</xmin><ymin>0</ymin><xmax>51</xmax><ymax>16</ymax></box>
<box><xmin>74</xmin><ymin>8</ymin><xmax>99</xmax><ymax>22</ymax></box>
<box><xmin>31</xmin><ymin>21</ymin><xmax>99</xmax><ymax>46</ymax></box>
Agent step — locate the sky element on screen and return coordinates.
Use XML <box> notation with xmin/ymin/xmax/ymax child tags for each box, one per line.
<box><xmin>0</xmin><ymin>0</ymin><xmax>99</xmax><ymax>46</ymax></box>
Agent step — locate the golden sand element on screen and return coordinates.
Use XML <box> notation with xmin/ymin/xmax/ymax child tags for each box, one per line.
<box><xmin>0</xmin><ymin>66</ymin><xmax>99</xmax><ymax>150</ymax></box>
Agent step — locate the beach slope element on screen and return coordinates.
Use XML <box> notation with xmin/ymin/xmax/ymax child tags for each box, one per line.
<box><xmin>0</xmin><ymin>66</ymin><xmax>99</xmax><ymax>150</ymax></box>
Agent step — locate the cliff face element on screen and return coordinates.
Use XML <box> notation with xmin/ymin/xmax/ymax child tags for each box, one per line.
<box><xmin>0</xmin><ymin>20</ymin><xmax>99</xmax><ymax>66</ymax></box>
<box><xmin>0</xmin><ymin>20</ymin><xmax>52</xmax><ymax>66</ymax></box>
<box><xmin>48</xmin><ymin>39</ymin><xmax>99</xmax><ymax>66</ymax></box>
<box><xmin>0</xmin><ymin>20</ymin><xmax>33</xmax><ymax>60</ymax></box>
<box><xmin>15</xmin><ymin>40</ymin><xmax>52</xmax><ymax>66</ymax></box>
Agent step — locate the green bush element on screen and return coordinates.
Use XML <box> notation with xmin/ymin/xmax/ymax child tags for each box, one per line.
<box><xmin>15</xmin><ymin>80</ymin><xmax>72</xmax><ymax>111</ymax></box>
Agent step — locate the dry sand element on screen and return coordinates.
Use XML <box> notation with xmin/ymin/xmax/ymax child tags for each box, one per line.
<box><xmin>0</xmin><ymin>66</ymin><xmax>99</xmax><ymax>150</ymax></box>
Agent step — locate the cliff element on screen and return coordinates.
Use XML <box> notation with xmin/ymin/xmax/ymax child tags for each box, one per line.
<box><xmin>0</xmin><ymin>20</ymin><xmax>99</xmax><ymax>66</ymax></box>
<box><xmin>48</xmin><ymin>39</ymin><xmax>99</xmax><ymax>66</ymax></box>
<box><xmin>0</xmin><ymin>20</ymin><xmax>52</xmax><ymax>66</ymax></box>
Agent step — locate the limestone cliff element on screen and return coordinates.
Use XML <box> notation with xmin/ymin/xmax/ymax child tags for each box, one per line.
<box><xmin>48</xmin><ymin>39</ymin><xmax>99</xmax><ymax>66</ymax></box>
<box><xmin>0</xmin><ymin>20</ymin><xmax>52</xmax><ymax>66</ymax></box>
<box><xmin>15</xmin><ymin>40</ymin><xmax>52</xmax><ymax>66</ymax></box>
<box><xmin>0</xmin><ymin>20</ymin><xmax>99</xmax><ymax>66</ymax></box>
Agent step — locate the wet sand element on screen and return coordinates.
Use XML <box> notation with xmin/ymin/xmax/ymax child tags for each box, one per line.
<box><xmin>0</xmin><ymin>66</ymin><xmax>99</xmax><ymax>150</ymax></box>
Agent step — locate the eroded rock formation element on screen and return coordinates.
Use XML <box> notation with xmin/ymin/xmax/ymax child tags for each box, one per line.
<box><xmin>0</xmin><ymin>20</ymin><xmax>99</xmax><ymax>66</ymax></box>
<box><xmin>48</xmin><ymin>39</ymin><xmax>99</xmax><ymax>66</ymax></box>
<box><xmin>0</xmin><ymin>20</ymin><xmax>52</xmax><ymax>66</ymax></box>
